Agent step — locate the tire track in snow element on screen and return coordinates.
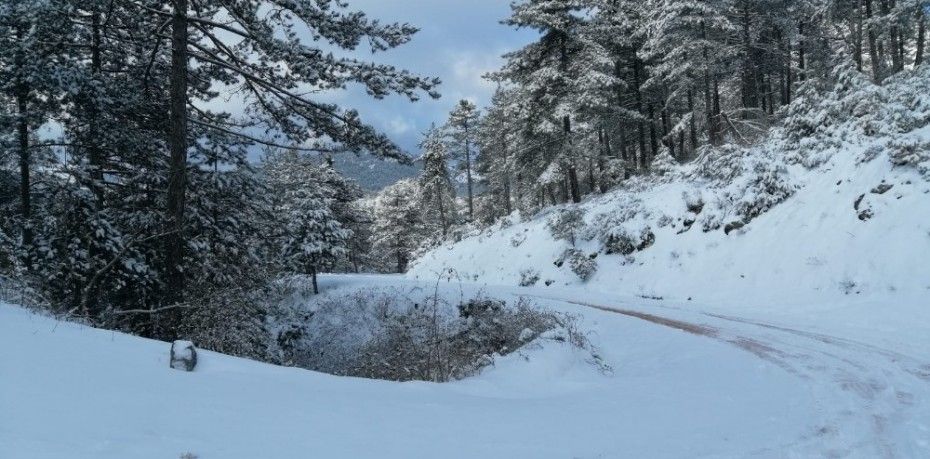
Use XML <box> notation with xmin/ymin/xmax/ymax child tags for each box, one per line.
<box><xmin>533</xmin><ymin>296</ymin><xmax>930</xmax><ymax>458</ymax></box>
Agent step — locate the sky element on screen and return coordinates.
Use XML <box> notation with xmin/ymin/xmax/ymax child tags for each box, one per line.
<box><xmin>312</xmin><ymin>0</ymin><xmax>537</xmax><ymax>155</ymax></box>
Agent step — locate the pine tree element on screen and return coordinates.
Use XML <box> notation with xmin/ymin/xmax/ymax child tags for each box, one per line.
<box><xmin>497</xmin><ymin>0</ymin><xmax>614</xmax><ymax>202</ymax></box>
<box><xmin>372</xmin><ymin>179</ymin><xmax>424</xmax><ymax>273</ymax></box>
<box><xmin>418</xmin><ymin>126</ymin><xmax>458</xmax><ymax>237</ymax></box>
<box><xmin>148</xmin><ymin>0</ymin><xmax>441</xmax><ymax>304</ymax></box>
<box><xmin>264</xmin><ymin>150</ymin><xmax>351</xmax><ymax>294</ymax></box>
<box><xmin>445</xmin><ymin>100</ymin><xmax>480</xmax><ymax>219</ymax></box>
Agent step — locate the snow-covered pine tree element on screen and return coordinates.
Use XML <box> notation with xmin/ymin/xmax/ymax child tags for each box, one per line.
<box><xmin>372</xmin><ymin>179</ymin><xmax>424</xmax><ymax>273</ymax></box>
<box><xmin>264</xmin><ymin>150</ymin><xmax>351</xmax><ymax>295</ymax></box>
<box><xmin>476</xmin><ymin>87</ymin><xmax>518</xmax><ymax>219</ymax></box>
<box><xmin>639</xmin><ymin>0</ymin><xmax>736</xmax><ymax>147</ymax></box>
<box><xmin>0</xmin><ymin>0</ymin><xmax>73</xmax><ymax>256</ymax></box>
<box><xmin>418</xmin><ymin>126</ymin><xmax>458</xmax><ymax>237</ymax></box>
<box><xmin>144</xmin><ymin>0</ymin><xmax>441</xmax><ymax>304</ymax></box>
<box><xmin>497</xmin><ymin>0</ymin><xmax>614</xmax><ymax>202</ymax></box>
<box><xmin>445</xmin><ymin>100</ymin><xmax>481</xmax><ymax>219</ymax></box>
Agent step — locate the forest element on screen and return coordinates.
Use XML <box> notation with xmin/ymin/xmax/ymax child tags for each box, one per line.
<box><xmin>3</xmin><ymin>0</ymin><xmax>930</xmax><ymax>457</ymax></box>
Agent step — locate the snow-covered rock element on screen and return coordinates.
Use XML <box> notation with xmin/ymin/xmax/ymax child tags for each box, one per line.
<box><xmin>170</xmin><ymin>340</ymin><xmax>197</xmax><ymax>372</ymax></box>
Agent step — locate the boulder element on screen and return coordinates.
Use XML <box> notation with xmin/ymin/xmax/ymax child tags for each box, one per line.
<box><xmin>170</xmin><ymin>340</ymin><xmax>197</xmax><ymax>372</ymax></box>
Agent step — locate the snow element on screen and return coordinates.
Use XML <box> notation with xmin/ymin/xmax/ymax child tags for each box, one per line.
<box><xmin>4</xmin><ymin>74</ymin><xmax>930</xmax><ymax>456</ymax></box>
<box><xmin>409</xmin><ymin>127</ymin><xmax>930</xmax><ymax>309</ymax></box>
<box><xmin>3</xmin><ymin>273</ymin><xmax>929</xmax><ymax>457</ymax></box>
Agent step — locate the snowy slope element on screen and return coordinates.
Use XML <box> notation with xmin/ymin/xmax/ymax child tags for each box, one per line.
<box><xmin>9</xmin><ymin>273</ymin><xmax>930</xmax><ymax>458</ymax></box>
<box><xmin>409</xmin><ymin>129</ymin><xmax>930</xmax><ymax>309</ymax></box>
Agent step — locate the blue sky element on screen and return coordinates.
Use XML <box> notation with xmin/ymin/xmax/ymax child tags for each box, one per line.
<box><xmin>316</xmin><ymin>0</ymin><xmax>537</xmax><ymax>154</ymax></box>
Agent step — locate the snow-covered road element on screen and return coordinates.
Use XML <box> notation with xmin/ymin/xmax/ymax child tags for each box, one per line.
<box><xmin>530</xmin><ymin>293</ymin><xmax>930</xmax><ymax>457</ymax></box>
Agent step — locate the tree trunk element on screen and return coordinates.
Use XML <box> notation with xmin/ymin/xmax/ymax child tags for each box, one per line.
<box><xmin>855</xmin><ymin>3</ymin><xmax>864</xmax><ymax>72</ymax></box>
<box><xmin>886</xmin><ymin>0</ymin><xmax>903</xmax><ymax>73</ymax></box>
<box><xmin>713</xmin><ymin>77</ymin><xmax>722</xmax><ymax>143</ymax></box>
<box><xmin>647</xmin><ymin>104</ymin><xmax>658</xmax><ymax>168</ymax></box>
<box><xmin>798</xmin><ymin>21</ymin><xmax>807</xmax><ymax>82</ymax></box>
<box><xmin>15</xmin><ymin>25</ymin><xmax>32</xmax><ymax>250</ymax></box>
<box><xmin>598</xmin><ymin>130</ymin><xmax>610</xmax><ymax>193</ymax></box>
<box><xmin>784</xmin><ymin>29</ymin><xmax>793</xmax><ymax>104</ymax></box>
<box><xmin>632</xmin><ymin>59</ymin><xmax>648</xmax><ymax>168</ymax></box>
<box><xmin>678</xmin><ymin>130</ymin><xmax>685</xmax><ymax>162</ymax></box>
<box><xmin>701</xmin><ymin>20</ymin><xmax>718</xmax><ymax>146</ymax></box>
<box><xmin>89</xmin><ymin>10</ymin><xmax>104</xmax><ymax>206</ymax></box>
<box><xmin>503</xmin><ymin>174</ymin><xmax>513</xmax><ymax>214</ymax></box>
<box><xmin>17</xmin><ymin>89</ymin><xmax>31</xmax><ymax>249</ymax></box>
<box><xmin>687</xmin><ymin>89</ymin><xmax>698</xmax><ymax>155</ymax></box>
<box><xmin>310</xmin><ymin>265</ymin><xmax>319</xmax><ymax>295</ymax></box>
<box><xmin>917</xmin><ymin>8</ymin><xmax>926</xmax><ymax>67</ymax></box>
<box><xmin>436</xmin><ymin>189</ymin><xmax>447</xmax><ymax>237</ymax></box>
<box><xmin>464</xmin><ymin>122</ymin><xmax>474</xmax><ymax>220</ymax></box>
<box><xmin>165</xmin><ymin>0</ymin><xmax>189</xmax><ymax>304</ymax></box>
<box><xmin>741</xmin><ymin>1</ymin><xmax>759</xmax><ymax>109</ymax></box>
<box><xmin>661</xmin><ymin>107</ymin><xmax>674</xmax><ymax>159</ymax></box>
<box><xmin>865</xmin><ymin>0</ymin><xmax>883</xmax><ymax>82</ymax></box>
<box><xmin>617</xmin><ymin>126</ymin><xmax>628</xmax><ymax>163</ymax></box>
<box><xmin>396</xmin><ymin>251</ymin><xmax>406</xmax><ymax>273</ymax></box>
<box><xmin>563</xmin><ymin>115</ymin><xmax>581</xmax><ymax>203</ymax></box>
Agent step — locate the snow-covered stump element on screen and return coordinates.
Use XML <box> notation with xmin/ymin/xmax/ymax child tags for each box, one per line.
<box><xmin>170</xmin><ymin>340</ymin><xmax>197</xmax><ymax>372</ymax></box>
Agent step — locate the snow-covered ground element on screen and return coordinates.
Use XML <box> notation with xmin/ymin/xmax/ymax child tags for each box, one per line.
<box><xmin>410</xmin><ymin>136</ymin><xmax>930</xmax><ymax>308</ymax></box>
<box><xmin>3</xmin><ymin>274</ymin><xmax>929</xmax><ymax>458</ymax></box>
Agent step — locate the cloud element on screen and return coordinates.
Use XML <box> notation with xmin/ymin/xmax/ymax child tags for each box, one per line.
<box><xmin>386</xmin><ymin>116</ymin><xmax>415</xmax><ymax>136</ymax></box>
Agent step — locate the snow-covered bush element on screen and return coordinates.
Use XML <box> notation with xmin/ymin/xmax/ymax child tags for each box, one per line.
<box><xmin>170</xmin><ymin>286</ymin><xmax>273</xmax><ymax>362</ymax></box>
<box><xmin>279</xmin><ymin>288</ymin><xmax>592</xmax><ymax>382</ymax></box>
<box><xmin>546</xmin><ymin>207</ymin><xmax>586</xmax><ymax>246</ymax></box>
<box><xmin>733</xmin><ymin>161</ymin><xmax>797</xmax><ymax>224</ymax></box>
<box><xmin>519</xmin><ymin>269</ymin><xmax>540</xmax><ymax>286</ymax></box>
<box><xmin>650</xmin><ymin>149</ymin><xmax>678</xmax><ymax>178</ymax></box>
<box><xmin>590</xmin><ymin>212</ymin><xmax>656</xmax><ymax>255</ymax></box>
<box><xmin>888</xmin><ymin>138</ymin><xmax>930</xmax><ymax>179</ymax></box>
<box><xmin>682</xmin><ymin>190</ymin><xmax>705</xmax><ymax>214</ymax></box>
<box><xmin>555</xmin><ymin>249</ymin><xmax>598</xmax><ymax>281</ymax></box>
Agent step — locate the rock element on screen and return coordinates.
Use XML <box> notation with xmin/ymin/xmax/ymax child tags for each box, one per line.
<box><xmin>871</xmin><ymin>183</ymin><xmax>893</xmax><ymax>194</ymax></box>
<box><xmin>853</xmin><ymin>193</ymin><xmax>865</xmax><ymax>210</ymax></box>
<box><xmin>170</xmin><ymin>340</ymin><xmax>197</xmax><ymax>372</ymax></box>
<box><xmin>858</xmin><ymin>208</ymin><xmax>874</xmax><ymax>221</ymax></box>
<box><xmin>724</xmin><ymin>220</ymin><xmax>745</xmax><ymax>235</ymax></box>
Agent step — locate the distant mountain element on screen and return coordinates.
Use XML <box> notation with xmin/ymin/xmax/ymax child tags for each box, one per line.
<box><xmin>331</xmin><ymin>152</ymin><xmax>422</xmax><ymax>193</ymax></box>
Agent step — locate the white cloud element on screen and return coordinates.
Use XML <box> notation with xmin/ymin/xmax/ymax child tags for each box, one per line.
<box><xmin>386</xmin><ymin>116</ymin><xmax>415</xmax><ymax>136</ymax></box>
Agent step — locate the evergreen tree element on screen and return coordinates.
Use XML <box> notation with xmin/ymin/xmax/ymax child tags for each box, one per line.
<box><xmin>445</xmin><ymin>100</ymin><xmax>480</xmax><ymax>219</ymax></box>
<box><xmin>372</xmin><ymin>179</ymin><xmax>424</xmax><ymax>273</ymax></box>
<box><xmin>264</xmin><ymin>150</ymin><xmax>351</xmax><ymax>294</ymax></box>
<box><xmin>418</xmin><ymin>126</ymin><xmax>458</xmax><ymax>237</ymax></box>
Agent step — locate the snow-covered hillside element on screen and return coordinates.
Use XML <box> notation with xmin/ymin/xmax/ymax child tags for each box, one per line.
<box><xmin>3</xmin><ymin>274</ymin><xmax>930</xmax><ymax>458</ymax></box>
<box><xmin>410</xmin><ymin>69</ymin><xmax>930</xmax><ymax>308</ymax></box>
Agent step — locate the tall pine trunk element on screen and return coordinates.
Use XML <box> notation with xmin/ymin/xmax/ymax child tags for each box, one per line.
<box><xmin>15</xmin><ymin>25</ymin><xmax>32</xmax><ymax>250</ymax></box>
<box><xmin>563</xmin><ymin>115</ymin><xmax>581</xmax><ymax>203</ymax></box>
<box><xmin>688</xmin><ymin>89</ymin><xmax>698</xmax><ymax>155</ymax></box>
<box><xmin>798</xmin><ymin>21</ymin><xmax>807</xmax><ymax>82</ymax></box>
<box><xmin>916</xmin><ymin>9</ymin><xmax>926</xmax><ymax>66</ymax></box>
<box><xmin>89</xmin><ymin>10</ymin><xmax>104</xmax><ymax>205</ymax></box>
<box><xmin>17</xmin><ymin>89</ymin><xmax>31</xmax><ymax>249</ymax></box>
<box><xmin>464</xmin><ymin>121</ymin><xmax>474</xmax><ymax>220</ymax></box>
<box><xmin>865</xmin><ymin>0</ymin><xmax>883</xmax><ymax>82</ymax></box>
<box><xmin>165</xmin><ymin>0</ymin><xmax>189</xmax><ymax>304</ymax></box>
<box><xmin>701</xmin><ymin>20</ymin><xmax>718</xmax><ymax>146</ymax></box>
<box><xmin>632</xmin><ymin>59</ymin><xmax>648</xmax><ymax>167</ymax></box>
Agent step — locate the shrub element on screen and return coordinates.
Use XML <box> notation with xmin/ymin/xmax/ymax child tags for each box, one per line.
<box><xmin>555</xmin><ymin>249</ymin><xmax>598</xmax><ymax>281</ymax></box>
<box><xmin>271</xmin><ymin>287</ymin><xmax>601</xmax><ymax>382</ymax></box>
<box><xmin>351</xmin><ymin>296</ymin><xmax>586</xmax><ymax>382</ymax></box>
<box><xmin>547</xmin><ymin>207</ymin><xmax>586</xmax><ymax>246</ymax></box>
<box><xmin>519</xmin><ymin>269</ymin><xmax>540</xmax><ymax>286</ymax></box>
